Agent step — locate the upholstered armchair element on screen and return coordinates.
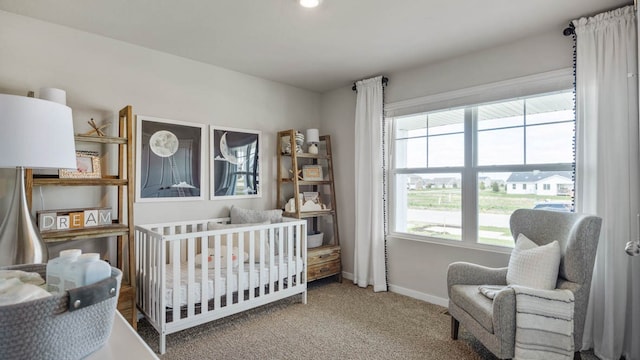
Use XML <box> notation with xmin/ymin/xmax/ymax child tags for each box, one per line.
<box><xmin>447</xmin><ymin>209</ymin><xmax>602</xmax><ymax>359</ymax></box>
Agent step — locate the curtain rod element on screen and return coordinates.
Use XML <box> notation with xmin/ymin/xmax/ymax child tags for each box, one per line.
<box><xmin>563</xmin><ymin>23</ymin><xmax>575</xmax><ymax>36</ymax></box>
<box><xmin>352</xmin><ymin>76</ymin><xmax>389</xmax><ymax>91</ymax></box>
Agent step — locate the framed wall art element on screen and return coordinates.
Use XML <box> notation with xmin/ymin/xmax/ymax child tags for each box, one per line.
<box><xmin>59</xmin><ymin>150</ymin><xmax>101</xmax><ymax>179</ymax></box>
<box><xmin>136</xmin><ymin>115</ymin><xmax>205</xmax><ymax>202</ymax></box>
<box><xmin>302</xmin><ymin>165</ymin><xmax>323</xmax><ymax>181</ymax></box>
<box><xmin>210</xmin><ymin>126</ymin><xmax>261</xmax><ymax>199</ymax></box>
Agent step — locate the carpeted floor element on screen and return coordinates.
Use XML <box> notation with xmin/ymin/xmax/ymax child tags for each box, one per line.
<box><xmin>137</xmin><ymin>278</ymin><xmax>599</xmax><ymax>360</ymax></box>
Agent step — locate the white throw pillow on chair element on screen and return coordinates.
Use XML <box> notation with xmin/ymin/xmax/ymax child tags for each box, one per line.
<box><xmin>506</xmin><ymin>233</ymin><xmax>561</xmax><ymax>290</ymax></box>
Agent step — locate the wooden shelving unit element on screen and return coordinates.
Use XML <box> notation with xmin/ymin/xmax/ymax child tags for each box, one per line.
<box><xmin>277</xmin><ymin>129</ymin><xmax>341</xmax><ymax>282</ymax></box>
<box><xmin>25</xmin><ymin>105</ymin><xmax>137</xmax><ymax>329</ymax></box>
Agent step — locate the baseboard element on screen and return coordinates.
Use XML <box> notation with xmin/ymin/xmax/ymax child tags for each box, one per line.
<box><xmin>341</xmin><ymin>271</ymin><xmax>449</xmax><ymax>307</ymax></box>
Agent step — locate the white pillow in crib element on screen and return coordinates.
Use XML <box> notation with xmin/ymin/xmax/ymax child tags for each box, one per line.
<box><xmin>195</xmin><ymin>246</ymin><xmax>248</xmax><ymax>269</ymax></box>
<box><xmin>207</xmin><ymin>221</ymin><xmax>270</xmax><ymax>262</ymax></box>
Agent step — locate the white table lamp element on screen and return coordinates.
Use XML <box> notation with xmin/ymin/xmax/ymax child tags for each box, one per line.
<box><xmin>0</xmin><ymin>91</ymin><xmax>76</xmax><ymax>266</ymax></box>
<box><xmin>306</xmin><ymin>128</ymin><xmax>319</xmax><ymax>154</ymax></box>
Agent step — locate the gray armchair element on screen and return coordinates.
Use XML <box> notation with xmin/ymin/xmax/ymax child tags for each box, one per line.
<box><xmin>447</xmin><ymin>209</ymin><xmax>602</xmax><ymax>359</ymax></box>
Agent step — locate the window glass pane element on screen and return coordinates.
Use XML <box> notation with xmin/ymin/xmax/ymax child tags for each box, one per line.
<box><xmin>396</xmin><ymin>137</ymin><xmax>426</xmax><ymax>168</ymax></box>
<box><xmin>477</xmin><ymin>128</ymin><xmax>524</xmax><ymax>165</ymax></box>
<box><xmin>394</xmin><ymin>173</ymin><xmax>461</xmax><ymax>240</ymax></box>
<box><xmin>477</xmin><ymin>170</ymin><xmax>574</xmax><ymax>247</ymax></box>
<box><xmin>428</xmin><ymin>134</ymin><xmax>464</xmax><ymax>167</ymax></box>
<box><xmin>476</xmin><ymin>172</ymin><xmax>514</xmax><ymax>247</ymax></box>
<box><xmin>478</xmin><ymin>99</ymin><xmax>524</xmax><ymax>130</ymax></box>
<box><xmin>526</xmin><ymin>122</ymin><xmax>574</xmax><ymax>164</ymax></box>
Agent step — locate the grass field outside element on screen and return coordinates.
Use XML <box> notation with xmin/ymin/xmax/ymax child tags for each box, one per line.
<box><xmin>404</xmin><ymin>188</ymin><xmax>571</xmax><ymax>246</ymax></box>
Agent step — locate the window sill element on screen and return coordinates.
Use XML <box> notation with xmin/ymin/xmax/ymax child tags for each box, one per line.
<box><xmin>388</xmin><ymin>232</ymin><xmax>513</xmax><ymax>255</ymax></box>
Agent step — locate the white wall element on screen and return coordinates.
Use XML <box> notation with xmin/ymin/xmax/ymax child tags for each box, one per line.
<box><xmin>0</xmin><ymin>11</ymin><xmax>320</xmax><ymax>257</ymax></box>
<box><xmin>320</xmin><ymin>30</ymin><xmax>575</xmax><ymax>304</ymax></box>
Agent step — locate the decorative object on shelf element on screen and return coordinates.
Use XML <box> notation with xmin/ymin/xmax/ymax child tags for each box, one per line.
<box><xmin>302</xmin><ymin>165</ymin><xmax>323</xmax><ymax>181</ymax></box>
<box><xmin>210</xmin><ymin>126</ymin><xmax>261</xmax><ymax>199</ymax></box>
<box><xmin>59</xmin><ymin>150</ymin><xmax>101</xmax><ymax>179</ymax></box>
<box><xmin>301</xmin><ymin>191</ymin><xmax>326</xmax><ymax>211</ymax></box>
<box><xmin>281</xmin><ymin>135</ymin><xmax>292</xmax><ymax>154</ymax></box>
<box><xmin>81</xmin><ymin>118</ymin><xmax>111</xmax><ymax>137</ymax></box>
<box><xmin>295</xmin><ymin>131</ymin><xmax>304</xmax><ymax>153</ymax></box>
<box><xmin>308</xmin><ymin>232</ymin><xmax>323</xmax><ymax>248</ymax></box>
<box><xmin>37</xmin><ymin>207</ymin><xmax>112</xmax><ymax>231</ymax></box>
<box><xmin>289</xmin><ymin>168</ymin><xmax>302</xmax><ymax>181</ymax></box>
<box><xmin>285</xmin><ymin>194</ymin><xmax>303</xmax><ymax>213</ymax></box>
<box><xmin>0</xmin><ymin>90</ymin><xmax>76</xmax><ymax>266</ymax></box>
<box><xmin>306</xmin><ymin>128</ymin><xmax>319</xmax><ymax>154</ymax></box>
<box><xmin>136</xmin><ymin>115</ymin><xmax>205</xmax><ymax>202</ymax></box>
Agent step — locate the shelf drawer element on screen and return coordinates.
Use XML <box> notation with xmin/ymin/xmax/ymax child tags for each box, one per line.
<box><xmin>307</xmin><ymin>259</ymin><xmax>341</xmax><ymax>282</ymax></box>
<box><xmin>307</xmin><ymin>246</ymin><xmax>340</xmax><ymax>266</ymax></box>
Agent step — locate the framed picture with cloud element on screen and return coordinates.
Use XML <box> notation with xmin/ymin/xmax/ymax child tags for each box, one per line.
<box><xmin>135</xmin><ymin>115</ymin><xmax>205</xmax><ymax>202</ymax></box>
<box><xmin>210</xmin><ymin>126</ymin><xmax>261</xmax><ymax>199</ymax></box>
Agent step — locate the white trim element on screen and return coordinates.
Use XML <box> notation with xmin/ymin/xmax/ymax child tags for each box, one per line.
<box><xmin>385</xmin><ymin>68</ymin><xmax>573</xmax><ymax>117</ymax></box>
<box><xmin>388</xmin><ymin>233</ymin><xmax>513</xmax><ymax>254</ymax></box>
<box><xmin>388</xmin><ymin>284</ymin><xmax>449</xmax><ymax>308</ymax></box>
<box><xmin>342</xmin><ymin>271</ymin><xmax>450</xmax><ymax>307</ymax></box>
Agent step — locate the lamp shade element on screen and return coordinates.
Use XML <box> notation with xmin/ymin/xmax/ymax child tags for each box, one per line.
<box><xmin>0</xmin><ymin>93</ymin><xmax>76</xmax><ymax>169</ymax></box>
<box><xmin>306</xmin><ymin>128</ymin><xmax>319</xmax><ymax>144</ymax></box>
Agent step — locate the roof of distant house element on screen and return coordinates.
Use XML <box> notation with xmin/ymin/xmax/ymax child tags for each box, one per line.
<box><xmin>506</xmin><ymin>171</ymin><xmax>573</xmax><ymax>183</ymax></box>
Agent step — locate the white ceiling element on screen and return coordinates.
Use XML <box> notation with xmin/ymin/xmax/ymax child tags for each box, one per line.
<box><xmin>0</xmin><ymin>0</ymin><xmax>631</xmax><ymax>93</ymax></box>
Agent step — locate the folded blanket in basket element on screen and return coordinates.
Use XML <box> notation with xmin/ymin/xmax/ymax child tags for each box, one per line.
<box><xmin>512</xmin><ymin>285</ymin><xmax>574</xmax><ymax>360</ymax></box>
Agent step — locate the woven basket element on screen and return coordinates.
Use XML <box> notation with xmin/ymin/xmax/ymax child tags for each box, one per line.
<box><xmin>0</xmin><ymin>263</ymin><xmax>122</xmax><ymax>360</ymax></box>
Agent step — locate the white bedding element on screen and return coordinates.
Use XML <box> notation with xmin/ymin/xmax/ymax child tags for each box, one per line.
<box><xmin>163</xmin><ymin>257</ymin><xmax>303</xmax><ymax>308</ymax></box>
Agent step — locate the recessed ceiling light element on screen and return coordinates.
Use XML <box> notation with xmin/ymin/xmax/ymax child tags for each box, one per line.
<box><xmin>299</xmin><ymin>0</ymin><xmax>321</xmax><ymax>8</ymax></box>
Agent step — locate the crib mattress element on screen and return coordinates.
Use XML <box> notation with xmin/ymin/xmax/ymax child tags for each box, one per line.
<box><xmin>163</xmin><ymin>257</ymin><xmax>303</xmax><ymax>308</ymax></box>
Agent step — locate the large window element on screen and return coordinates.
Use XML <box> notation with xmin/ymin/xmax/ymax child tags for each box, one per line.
<box><xmin>391</xmin><ymin>90</ymin><xmax>575</xmax><ymax>248</ymax></box>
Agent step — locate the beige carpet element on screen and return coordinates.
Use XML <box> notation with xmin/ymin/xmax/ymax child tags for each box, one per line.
<box><xmin>136</xmin><ymin>278</ymin><xmax>599</xmax><ymax>360</ymax></box>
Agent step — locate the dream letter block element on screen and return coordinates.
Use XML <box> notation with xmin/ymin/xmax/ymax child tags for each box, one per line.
<box><xmin>98</xmin><ymin>210</ymin><xmax>112</xmax><ymax>225</ymax></box>
<box><xmin>57</xmin><ymin>216</ymin><xmax>70</xmax><ymax>230</ymax></box>
<box><xmin>38</xmin><ymin>212</ymin><xmax>57</xmax><ymax>231</ymax></box>
<box><xmin>84</xmin><ymin>210</ymin><xmax>99</xmax><ymax>227</ymax></box>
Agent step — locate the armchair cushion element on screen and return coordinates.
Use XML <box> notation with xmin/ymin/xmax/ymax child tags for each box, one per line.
<box><xmin>506</xmin><ymin>234</ymin><xmax>561</xmax><ymax>290</ymax></box>
<box><xmin>450</xmin><ymin>285</ymin><xmax>495</xmax><ymax>333</ymax></box>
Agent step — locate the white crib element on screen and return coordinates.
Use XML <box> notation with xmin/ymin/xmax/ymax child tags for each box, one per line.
<box><xmin>135</xmin><ymin>217</ymin><xmax>307</xmax><ymax>354</ymax></box>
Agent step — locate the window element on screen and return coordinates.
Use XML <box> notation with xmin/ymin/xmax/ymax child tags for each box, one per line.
<box><xmin>391</xmin><ymin>90</ymin><xmax>575</xmax><ymax>248</ymax></box>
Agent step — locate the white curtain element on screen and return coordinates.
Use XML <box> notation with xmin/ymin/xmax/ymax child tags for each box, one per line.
<box><xmin>574</xmin><ymin>6</ymin><xmax>640</xmax><ymax>360</ymax></box>
<box><xmin>354</xmin><ymin>75</ymin><xmax>388</xmax><ymax>292</ymax></box>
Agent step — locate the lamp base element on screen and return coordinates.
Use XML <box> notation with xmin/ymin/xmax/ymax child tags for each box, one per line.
<box><xmin>0</xmin><ymin>167</ymin><xmax>48</xmax><ymax>266</ymax></box>
<box><xmin>308</xmin><ymin>143</ymin><xmax>318</xmax><ymax>155</ymax></box>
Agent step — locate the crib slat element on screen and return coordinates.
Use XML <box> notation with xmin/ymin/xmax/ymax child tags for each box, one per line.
<box><xmin>278</xmin><ymin>224</ymin><xmax>284</xmax><ymax>291</ymax></box>
<box><xmin>259</xmin><ymin>228</ymin><xmax>266</xmax><ymax>297</ymax></box>
<box><xmin>238</xmin><ymin>231</ymin><xmax>245</xmax><ymax>305</ymax></box>
<box><xmin>171</xmin><ymin>234</ymin><xmax>180</xmax><ymax>322</ymax></box>
<box><xmin>214</xmin><ymin>235</ymin><xmax>222</xmax><ymax>310</ymax></box>
<box><xmin>187</xmin><ymin>236</ymin><xmax>195</xmax><ymax>318</ymax></box>
<box><xmin>248</xmin><ymin>230</ymin><xmax>255</xmax><ymax>301</ymax></box>
<box><xmin>200</xmin><ymin>233</ymin><xmax>209</xmax><ymax>314</ymax></box>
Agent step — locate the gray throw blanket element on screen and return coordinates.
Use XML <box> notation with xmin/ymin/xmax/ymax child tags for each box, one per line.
<box><xmin>512</xmin><ymin>286</ymin><xmax>574</xmax><ymax>359</ymax></box>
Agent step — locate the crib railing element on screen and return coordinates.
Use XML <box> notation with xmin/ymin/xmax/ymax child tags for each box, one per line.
<box><xmin>135</xmin><ymin>217</ymin><xmax>307</xmax><ymax>354</ymax></box>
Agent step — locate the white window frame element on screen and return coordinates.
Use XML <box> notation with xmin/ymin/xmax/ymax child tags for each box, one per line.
<box><xmin>386</xmin><ymin>69</ymin><xmax>574</xmax><ymax>253</ymax></box>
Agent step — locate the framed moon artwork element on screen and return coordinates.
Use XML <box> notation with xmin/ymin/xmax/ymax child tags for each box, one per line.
<box><xmin>210</xmin><ymin>126</ymin><xmax>261</xmax><ymax>199</ymax></box>
<box><xmin>135</xmin><ymin>115</ymin><xmax>205</xmax><ymax>202</ymax></box>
